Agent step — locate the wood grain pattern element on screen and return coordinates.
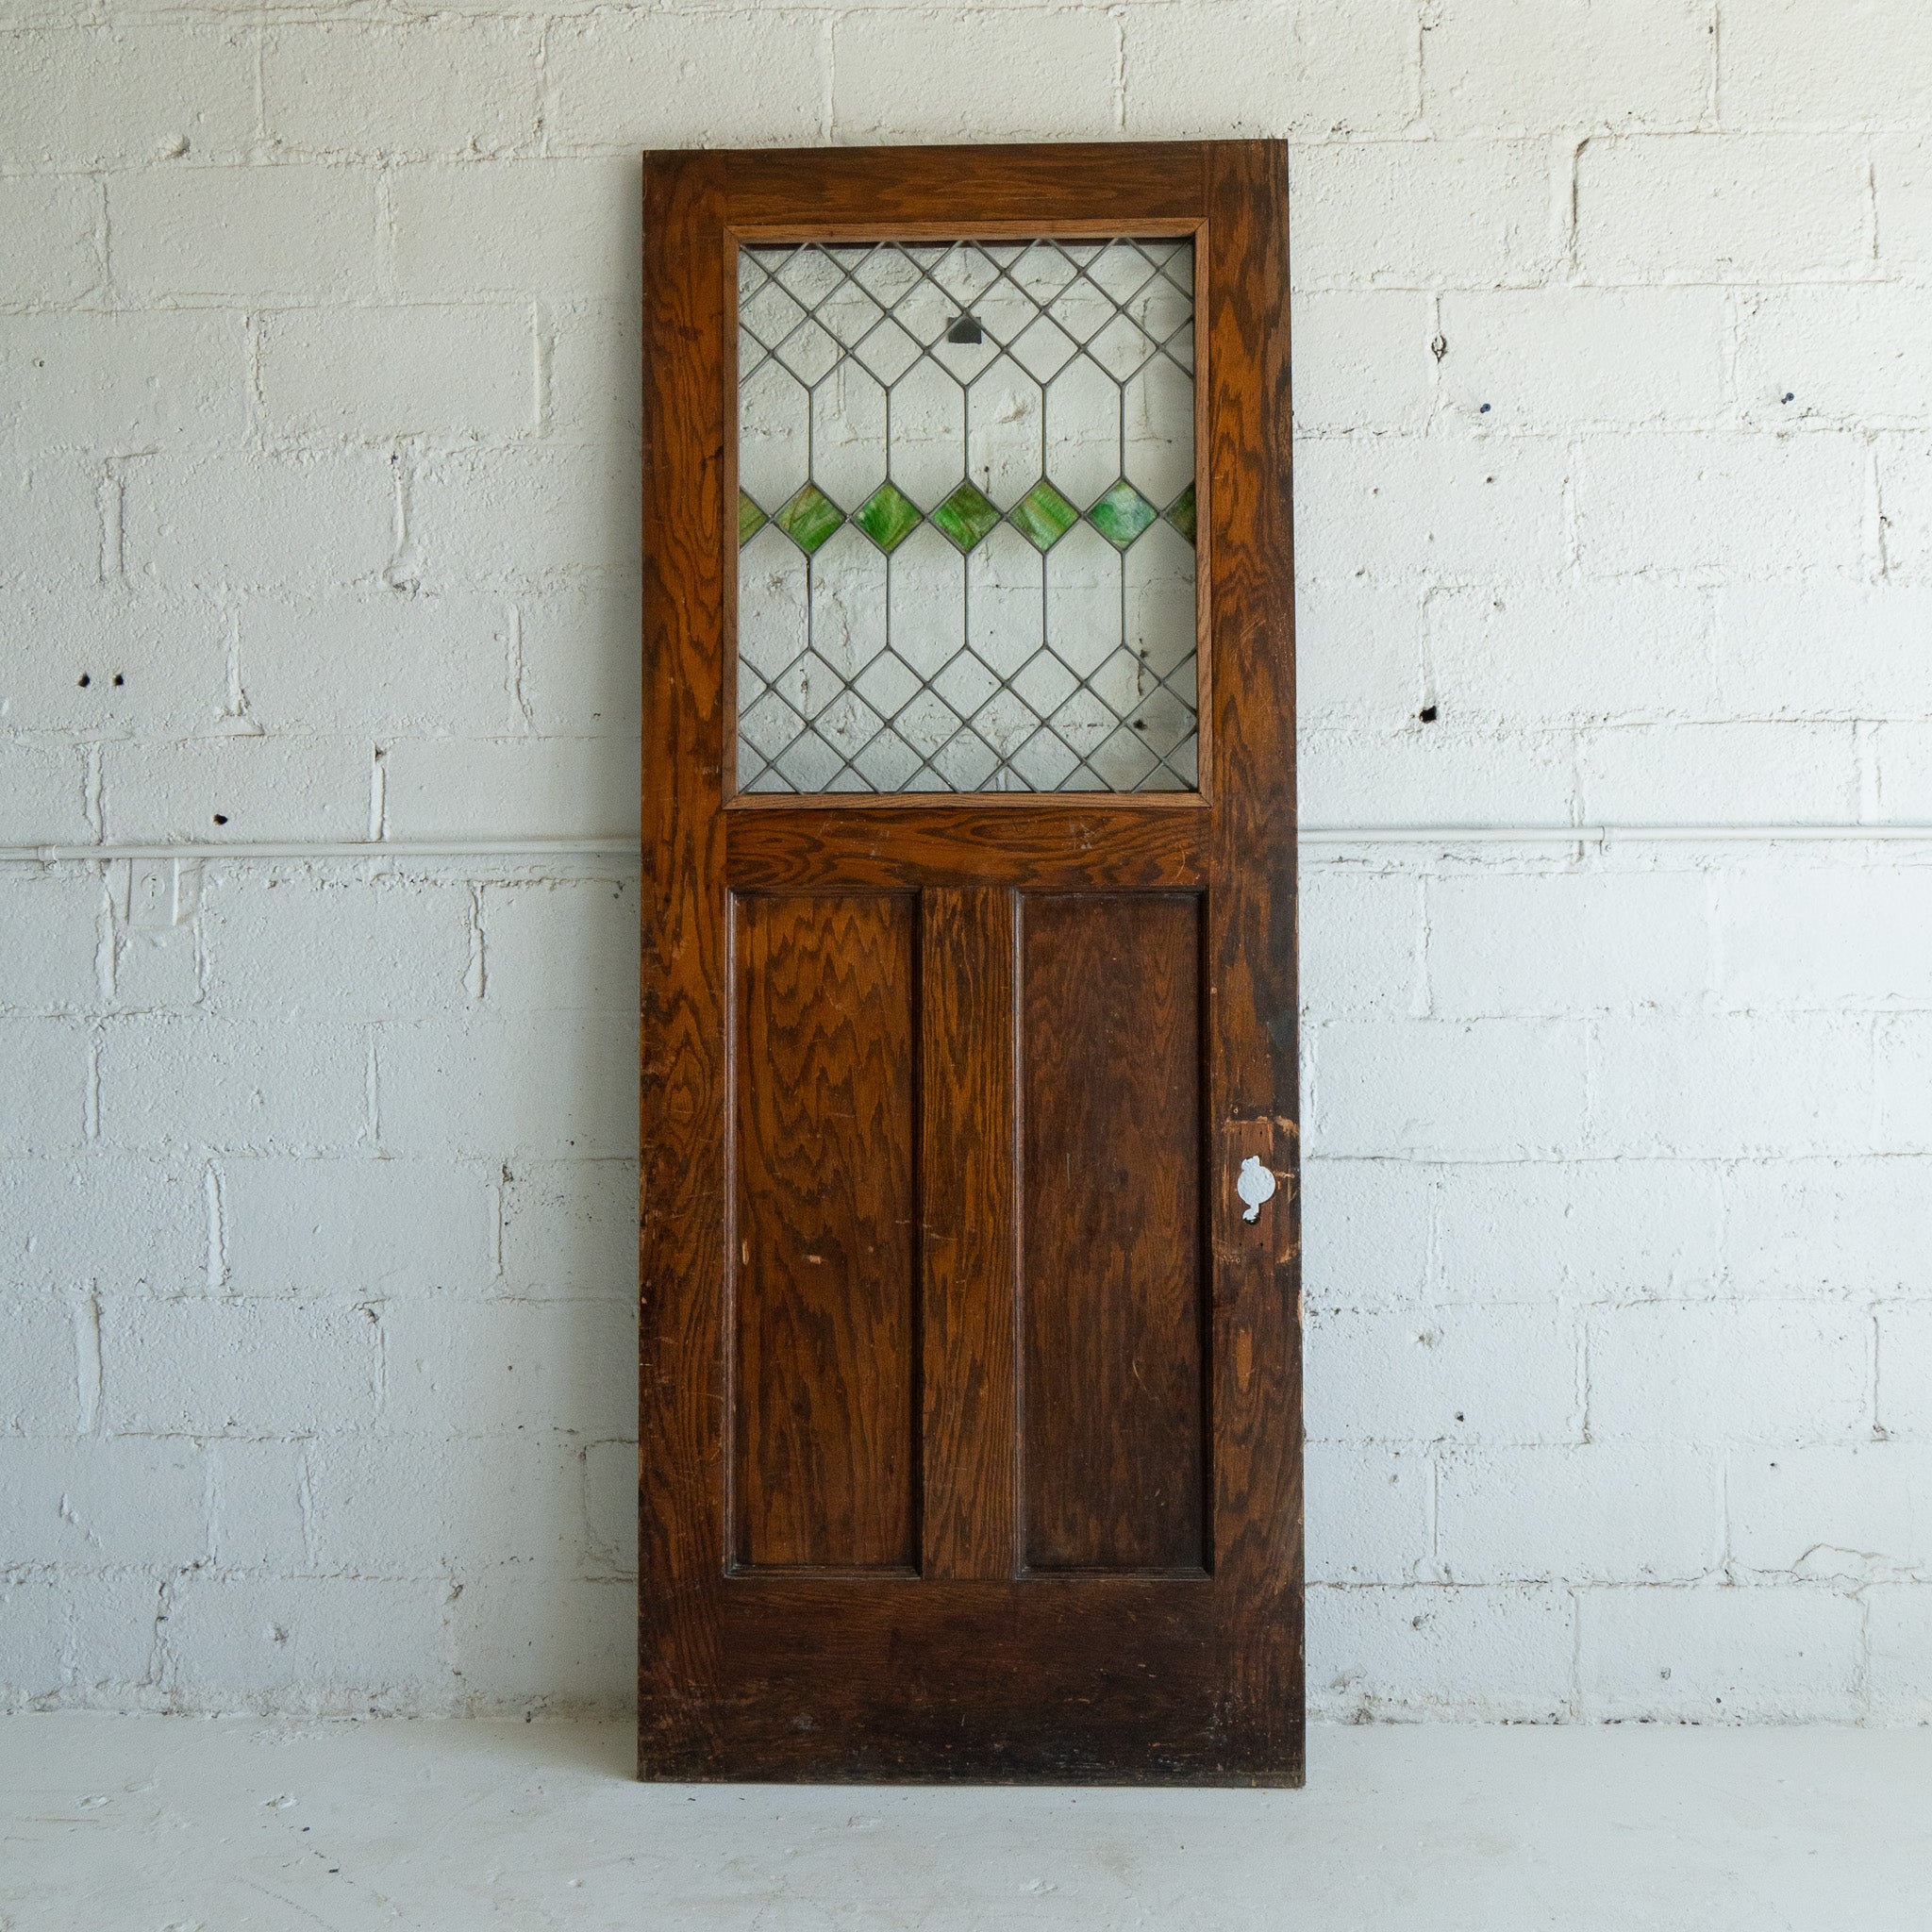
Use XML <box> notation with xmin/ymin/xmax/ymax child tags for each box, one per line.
<box><xmin>726</xmin><ymin>806</ymin><xmax>1207</xmax><ymax>892</ymax></box>
<box><xmin>1201</xmin><ymin>139</ymin><xmax>1303</xmax><ymax>1778</ymax></box>
<box><xmin>709</xmin><ymin>1574</ymin><xmax>1222</xmax><ymax>1781</ymax></box>
<box><xmin>639</xmin><ymin>149</ymin><xmax>730</xmax><ymax>1778</ymax></box>
<box><xmin>732</xmin><ymin>894</ymin><xmax>919</xmax><ymax>1570</ymax></box>
<box><xmin>1020</xmin><ymin>893</ymin><xmax>1205</xmax><ymax>1574</ymax></box>
<box><xmin>641</xmin><ymin>139</ymin><xmax>1300</xmax><ymax>1785</ymax></box>
<box><xmin>919</xmin><ymin>888</ymin><xmax>1018</xmax><ymax>1581</ymax></box>
<box><xmin>721</xmin><ymin>142</ymin><xmax>1205</xmax><ymax>238</ymax></box>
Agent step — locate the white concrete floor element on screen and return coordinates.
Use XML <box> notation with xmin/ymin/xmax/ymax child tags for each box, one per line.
<box><xmin>4</xmin><ymin>1717</ymin><xmax>1929</xmax><ymax>1931</ymax></box>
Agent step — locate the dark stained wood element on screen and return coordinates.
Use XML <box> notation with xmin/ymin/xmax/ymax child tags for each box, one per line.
<box><xmin>919</xmin><ymin>888</ymin><xmax>1017</xmax><ymax>1581</ymax></box>
<box><xmin>727</xmin><ymin>805</ymin><xmax>1207</xmax><ymax>892</ymax></box>
<box><xmin>711</xmin><ymin>1575</ymin><xmax>1223</xmax><ymax>1781</ymax></box>
<box><xmin>641</xmin><ymin>139</ymin><xmax>1300</xmax><ymax>1786</ymax></box>
<box><xmin>733</xmin><ymin>894</ymin><xmax>918</xmax><ymax>1571</ymax></box>
<box><xmin>721</xmin><ymin>142</ymin><xmax>1206</xmax><ymax>239</ymax></box>
<box><xmin>1201</xmin><ymin>139</ymin><xmax>1303</xmax><ymax>1776</ymax></box>
<box><xmin>639</xmin><ymin>149</ymin><xmax>730</xmax><ymax>1778</ymax></box>
<box><xmin>1020</xmin><ymin>894</ymin><xmax>1205</xmax><ymax>1574</ymax></box>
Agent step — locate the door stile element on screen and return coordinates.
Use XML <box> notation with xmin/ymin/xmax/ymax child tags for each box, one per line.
<box><xmin>640</xmin><ymin>148</ymin><xmax>733</xmax><ymax>1776</ymax></box>
<box><xmin>919</xmin><ymin>887</ymin><xmax>1019</xmax><ymax>1580</ymax></box>
<box><xmin>1201</xmin><ymin>139</ymin><xmax>1302</xmax><ymax>1776</ymax></box>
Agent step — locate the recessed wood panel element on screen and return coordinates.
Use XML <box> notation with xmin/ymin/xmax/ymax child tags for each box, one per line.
<box><xmin>732</xmin><ymin>892</ymin><xmax>918</xmax><ymax>1571</ymax></box>
<box><xmin>1019</xmin><ymin>892</ymin><xmax>1205</xmax><ymax>1573</ymax></box>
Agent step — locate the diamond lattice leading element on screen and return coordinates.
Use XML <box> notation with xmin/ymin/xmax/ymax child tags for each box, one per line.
<box><xmin>736</xmin><ymin>238</ymin><xmax>1199</xmax><ymax>794</ymax></box>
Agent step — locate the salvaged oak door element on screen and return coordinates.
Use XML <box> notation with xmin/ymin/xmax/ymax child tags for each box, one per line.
<box><xmin>641</xmin><ymin>142</ymin><xmax>1299</xmax><ymax>1784</ymax></box>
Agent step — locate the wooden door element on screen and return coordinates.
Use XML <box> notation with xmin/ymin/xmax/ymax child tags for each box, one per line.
<box><xmin>641</xmin><ymin>142</ymin><xmax>1299</xmax><ymax>1784</ymax></box>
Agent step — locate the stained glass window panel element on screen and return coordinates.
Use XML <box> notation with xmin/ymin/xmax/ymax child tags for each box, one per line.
<box><xmin>736</xmin><ymin>238</ymin><xmax>1197</xmax><ymax>795</ymax></box>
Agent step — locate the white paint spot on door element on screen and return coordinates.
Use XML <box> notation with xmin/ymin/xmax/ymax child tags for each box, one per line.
<box><xmin>1236</xmin><ymin>1155</ymin><xmax>1275</xmax><ymax>1224</ymax></box>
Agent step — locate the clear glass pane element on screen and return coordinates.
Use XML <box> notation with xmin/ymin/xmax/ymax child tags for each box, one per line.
<box><xmin>735</xmin><ymin>237</ymin><xmax>1197</xmax><ymax>795</ymax></box>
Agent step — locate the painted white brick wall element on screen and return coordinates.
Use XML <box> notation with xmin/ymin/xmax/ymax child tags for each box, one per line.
<box><xmin>4</xmin><ymin>0</ymin><xmax>1931</xmax><ymax>1725</ymax></box>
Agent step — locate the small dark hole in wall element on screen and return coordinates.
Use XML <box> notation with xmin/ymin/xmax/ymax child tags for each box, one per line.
<box><xmin>946</xmin><ymin>315</ymin><xmax>983</xmax><ymax>343</ymax></box>
<box><xmin>77</xmin><ymin>673</ymin><xmax>91</xmax><ymax>688</ymax></box>
<box><xmin>212</xmin><ymin>813</ymin><xmax>228</xmax><ymax>825</ymax></box>
<box><xmin>112</xmin><ymin>673</ymin><xmax>125</xmax><ymax>686</ymax></box>
<box><xmin>1419</xmin><ymin>705</ymin><xmax>1439</xmax><ymax>724</ymax></box>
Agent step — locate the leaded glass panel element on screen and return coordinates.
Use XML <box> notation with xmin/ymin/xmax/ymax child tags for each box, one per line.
<box><xmin>735</xmin><ymin>238</ymin><xmax>1198</xmax><ymax>794</ymax></box>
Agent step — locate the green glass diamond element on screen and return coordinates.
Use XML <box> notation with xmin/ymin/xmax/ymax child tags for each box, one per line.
<box><xmin>1007</xmin><ymin>479</ymin><xmax>1080</xmax><ymax>552</ymax></box>
<box><xmin>853</xmin><ymin>480</ymin><xmax>924</xmax><ymax>554</ymax></box>
<box><xmin>773</xmin><ymin>482</ymin><xmax>845</xmax><ymax>555</ymax></box>
<box><xmin>1163</xmin><ymin>483</ymin><xmax>1197</xmax><ymax>544</ymax></box>
<box><xmin>930</xmin><ymin>479</ymin><xmax>1002</xmax><ymax>553</ymax></box>
<box><xmin>739</xmin><ymin>491</ymin><xmax>768</xmax><ymax>545</ymax></box>
<box><xmin>1087</xmin><ymin>478</ymin><xmax>1158</xmax><ymax>549</ymax></box>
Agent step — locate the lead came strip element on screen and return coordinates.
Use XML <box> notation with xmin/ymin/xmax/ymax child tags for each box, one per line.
<box><xmin>736</xmin><ymin>238</ymin><xmax>1199</xmax><ymax>795</ymax></box>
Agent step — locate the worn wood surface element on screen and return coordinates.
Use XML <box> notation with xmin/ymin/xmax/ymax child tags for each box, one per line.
<box><xmin>725</xmin><ymin>806</ymin><xmax>1207</xmax><ymax>891</ymax></box>
<box><xmin>733</xmin><ymin>894</ymin><xmax>918</xmax><ymax>1572</ymax></box>
<box><xmin>919</xmin><ymin>888</ymin><xmax>1019</xmax><ymax>1582</ymax></box>
<box><xmin>639</xmin><ymin>149</ymin><xmax>730</xmax><ymax>1779</ymax></box>
<box><xmin>1200</xmin><ymin>138</ymin><xmax>1303</xmax><ymax>1777</ymax></box>
<box><xmin>1020</xmin><ymin>893</ymin><xmax>1205</xmax><ymax>1574</ymax></box>
<box><xmin>641</xmin><ymin>140</ymin><xmax>1300</xmax><ymax>1785</ymax></box>
<box><xmin>720</xmin><ymin>142</ymin><xmax>1205</xmax><ymax>239</ymax></box>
